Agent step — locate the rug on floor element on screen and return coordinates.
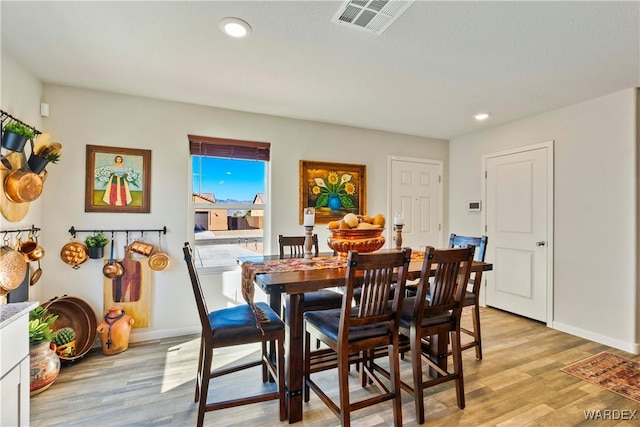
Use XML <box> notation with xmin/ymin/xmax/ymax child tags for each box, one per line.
<box><xmin>561</xmin><ymin>352</ymin><xmax>640</xmax><ymax>403</ymax></box>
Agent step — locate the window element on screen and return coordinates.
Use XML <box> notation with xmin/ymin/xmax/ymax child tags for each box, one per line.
<box><xmin>190</xmin><ymin>135</ymin><xmax>269</xmax><ymax>271</ymax></box>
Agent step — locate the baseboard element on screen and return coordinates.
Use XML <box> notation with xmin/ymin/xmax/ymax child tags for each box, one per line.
<box><xmin>128</xmin><ymin>325</ymin><xmax>201</xmax><ymax>343</ymax></box>
<box><xmin>552</xmin><ymin>321</ymin><xmax>640</xmax><ymax>355</ymax></box>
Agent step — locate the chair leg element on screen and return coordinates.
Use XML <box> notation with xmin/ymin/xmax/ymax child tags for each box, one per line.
<box><xmin>304</xmin><ymin>330</ymin><xmax>311</xmax><ymax>402</ymax></box>
<box><xmin>411</xmin><ymin>333</ymin><xmax>425</xmax><ymax>424</ymax></box>
<box><xmin>472</xmin><ymin>303</ymin><xmax>482</xmax><ymax>360</ymax></box>
<box><xmin>450</xmin><ymin>329</ymin><xmax>466</xmax><ymax>409</ymax></box>
<box><xmin>389</xmin><ymin>340</ymin><xmax>403</xmax><ymax>427</ymax></box>
<box><xmin>338</xmin><ymin>348</ymin><xmax>351</xmax><ymax>427</ymax></box>
<box><xmin>261</xmin><ymin>341</ymin><xmax>268</xmax><ymax>383</ymax></box>
<box><xmin>196</xmin><ymin>344</ymin><xmax>212</xmax><ymax>427</ymax></box>
<box><xmin>277</xmin><ymin>333</ymin><xmax>287</xmax><ymax>421</ymax></box>
<box><xmin>194</xmin><ymin>334</ymin><xmax>205</xmax><ymax>403</ymax></box>
<box><xmin>359</xmin><ymin>350</ymin><xmax>369</xmax><ymax>387</ymax></box>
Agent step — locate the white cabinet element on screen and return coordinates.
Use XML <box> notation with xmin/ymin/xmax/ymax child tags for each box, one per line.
<box><xmin>0</xmin><ymin>302</ymin><xmax>37</xmax><ymax>427</ymax></box>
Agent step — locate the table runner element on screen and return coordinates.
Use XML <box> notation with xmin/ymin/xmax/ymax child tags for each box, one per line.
<box><xmin>241</xmin><ymin>256</ymin><xmax>349</xmax><ymax>333</ymax></box>
<box><xmin>240</xmin><ymin>251</ymin><xmax>427</xmax><ymax>331</ymax></box>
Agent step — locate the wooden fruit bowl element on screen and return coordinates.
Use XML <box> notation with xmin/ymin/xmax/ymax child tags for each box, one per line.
<box><xmin>327</xmin><ymin>228</ymin><xmax>385</xmax><ymax>256</ymax></box>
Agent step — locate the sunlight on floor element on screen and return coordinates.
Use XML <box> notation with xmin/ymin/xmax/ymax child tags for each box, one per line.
<box><xmin>160</xmin><ymin>336</ymin><xmax>262</xmax><ymax>393</ymax></box>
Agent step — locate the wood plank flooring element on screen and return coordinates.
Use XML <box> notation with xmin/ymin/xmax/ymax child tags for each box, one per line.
<box><xmin>30</xmin><ymin>307</ymin><xmax>640</xmax><ymax>426</ymax></box>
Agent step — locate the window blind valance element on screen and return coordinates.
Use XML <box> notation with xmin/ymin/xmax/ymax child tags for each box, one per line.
<box><xmin>188</xmin><ymin>135</ymin><xmax>270</xmax><ymax>161</ymax></box>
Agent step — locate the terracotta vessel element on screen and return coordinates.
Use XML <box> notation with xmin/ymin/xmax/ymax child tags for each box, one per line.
<box><xmin>30</xmin><ymin>341</ymin><xmax>60</xmax><ymax>395</ymax></box>
<box><xmin>97</xmin><ymin>306</ymin><xmax>134</xmax><ymax>356</ymax></box>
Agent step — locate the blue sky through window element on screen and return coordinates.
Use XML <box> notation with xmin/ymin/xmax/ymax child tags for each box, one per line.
<box><xmin>192</xmin><ymin>156</ymin><xmax>265</xmax><ymax>202</ymax></box>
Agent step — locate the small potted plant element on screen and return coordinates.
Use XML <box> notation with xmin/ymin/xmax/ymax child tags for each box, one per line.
<box><xmin>1</xmin><ymin>121</ymin><xmax>35</xmax><ymax>152</ymax></box>
<box><xmin>28</xmin><ymin>142</ymin><xmax>62</xmax><ymax>174</ymax></box>
<box><xmin>85</xmin><ymin>232</ymin><xmax>109</xmax><ymax>259</ymax></box>
<box><xmin>28</xmin><ymin>151</ymin><xmax>61</xmax><ymax>174</ymax></box>
<box><xmin>29</xmin><ymin>306</ymin><xmax>61</xmax><ymax>395</ymax></box>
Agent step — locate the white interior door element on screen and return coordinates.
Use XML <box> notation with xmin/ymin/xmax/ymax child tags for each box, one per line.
<box><xmin>389</xmin><ymin>156</ymin><xmax>443</xmax><ymax>250</ymax></box>
<box><xmin>483</xmin><ymin>142</ymin><xmax>553</xmax><ymax>323</ymax></box>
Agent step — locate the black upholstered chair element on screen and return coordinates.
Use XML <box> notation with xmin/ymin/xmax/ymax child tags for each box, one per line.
<box><xmin>304</xmin><ymin>248</ymin><xmax>412</xmax><ymax>427</ymax></box>
<box><xmin>448</xmin><ymin>233</ymin><xmax>488</xmax><ymax>360</ymax></box>
<box><xmin>183</xmin><ymin>242</ymin><xmax>286</xmax><ymax>426</ymax></box>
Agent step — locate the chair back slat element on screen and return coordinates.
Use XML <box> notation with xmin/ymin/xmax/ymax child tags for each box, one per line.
<box><xmin>278</xmin><ymin>234</ymin><xmax>319</xmax><ymax>258</ymax></box>
<box><xmin>414</xmin><ymin>246</ymin><xmax>475</xmax><ymax>318</ymax></box>
<box><xmin>449</xmin><ymin>233</ymin><xmax>488</xmax><ymax>262</ymax></box>
<box><xmin>183</xmin><ymin>243</ymin><xmax>211</xmax><ymax>332</ymax></box>
<box><xmin>340</xmin><ymin>249</ymin><xmax>411</xmax><ymax>333</ymax></box>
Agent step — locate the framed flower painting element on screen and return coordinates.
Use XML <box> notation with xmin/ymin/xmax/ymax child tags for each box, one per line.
<box><xmin>299</xmin><ymin>160</ymin><xmax>366</xmax><ymax>224</ymax></box>
<box><xmin>85</xmin><ymin>145</ymin><xmax>151</xmax><ymax>213</ymax></box>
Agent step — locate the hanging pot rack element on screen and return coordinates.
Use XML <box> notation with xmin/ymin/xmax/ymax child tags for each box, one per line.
<box><xmin>68</xmin><ymin>226</ymin><xmax>167</xmax><ymax>239</ymax></box>
<box><xmin>0</xmin><ymin>109</ymin><xmax>41</xmax><ymax>137</ymax></box>
<box><xmin>1</xmin><ymin>224</ymin><xmax>41</xmax><ymax>239</ymax></box>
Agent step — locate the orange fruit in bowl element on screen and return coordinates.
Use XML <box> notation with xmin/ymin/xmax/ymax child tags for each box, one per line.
<box><xmin>338</xmin><ymin>220</ymin><xmax>350</xmax><ymax>230</ymax></box>
<box><xmin>372</xmin><ymin>214</ymin><xmax>385</xmax><ymax>228</ymax></box>
<box><xmin>328</xmin><ymin>221</ymin><xmax>339</xmax><ymax>230</ymax></box>
<box><xmin>361</xmin><ymin>214</ymin><xmax>373</xmax><ymax>224</ymax></box>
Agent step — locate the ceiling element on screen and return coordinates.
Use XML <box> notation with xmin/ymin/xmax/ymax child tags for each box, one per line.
<box><xmin>1</xmin><ymin>1</ymin><xmax>638</xmax><ymax>140</ymax></box>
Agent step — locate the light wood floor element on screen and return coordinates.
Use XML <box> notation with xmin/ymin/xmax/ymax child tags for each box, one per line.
<box><xmin>31</xmin><ymin>307</ymin><xmax>640</xmax><ymax>426</ymax></box>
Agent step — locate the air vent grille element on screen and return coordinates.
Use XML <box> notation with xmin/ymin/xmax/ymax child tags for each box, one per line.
<box><xmin>333</xmin><ymin>0</ymin><xmax>415</xmax><ymax>34</ymax></box>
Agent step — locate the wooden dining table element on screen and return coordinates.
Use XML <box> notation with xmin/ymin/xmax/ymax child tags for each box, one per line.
<box><xmin>238</xmin><ymin>249</ymin><xmax>492</xmax><ymax>423</ymax></box>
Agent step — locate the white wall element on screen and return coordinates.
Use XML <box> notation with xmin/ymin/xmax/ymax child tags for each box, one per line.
<box><xmin>5</xmin><ymin>74</ymin><xmax>446</xmax><ymax>343</ymax></box>
<box><xmin>0</xmin><ymin>52</ymin><xmax>44</xmax><ymax>303</ymax></box>
<box><xmin>449</xmin><ymin>88</ymin><xmax>638</xmax><ymax>353</ymax></box>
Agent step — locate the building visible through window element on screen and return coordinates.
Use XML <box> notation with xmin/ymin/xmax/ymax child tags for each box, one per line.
<box><xmin>190</xmin><ymin>135</ymin><xmax>269</xmax><ymax>270</ymax></box>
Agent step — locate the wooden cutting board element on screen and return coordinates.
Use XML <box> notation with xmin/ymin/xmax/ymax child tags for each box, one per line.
<box><xmin>113</xmin><ymin>247</ymin><xmax>141</xmax><ymax>302</ymax></box>
<box><xmin>103</xmin><ymin>250</ymin><xmax>150</xmax><ymax>329</ymax></box>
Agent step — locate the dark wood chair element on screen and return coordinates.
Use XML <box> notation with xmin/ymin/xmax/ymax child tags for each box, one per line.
<box><xmin>278</xmin><ymin>234</ymin><xmax>343</xmax><ymax>312</ymax></box>
<box><xmin>303</xmin><ymin>248</ymin><xmax>412</xmax><ymax>427</ymax></box>
<box><xmin>397</xmin><ymin>246</ymin><xmax>474</xmax><ymax>424</ymax></box>
<box><xmin>183</xmin><ymin>242</ymin><xmax>286</xmax><ymax>427</ymax></box>
<box><xmin>448</xmin><ymin>233</ymin><xmax>488</xmax><ymax>360</ymax></box>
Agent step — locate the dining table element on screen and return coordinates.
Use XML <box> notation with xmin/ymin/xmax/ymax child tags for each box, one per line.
<box><xmin>238</xmin><ymin>249</ymin><xmax>493</xmax><ymax>423</ymax></box>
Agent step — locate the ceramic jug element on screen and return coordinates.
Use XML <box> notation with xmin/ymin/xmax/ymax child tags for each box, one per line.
<box><xmin>97</xmin><ymin>305</ymin><xmax>134</xmax><ymax>356</ymax></box>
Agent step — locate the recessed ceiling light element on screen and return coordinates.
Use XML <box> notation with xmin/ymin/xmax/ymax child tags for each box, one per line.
<box><xmin>474</xmin><ymin>113</ymin><xmax>490</xmax><ymax>121</ymax></box>
<box><xmin>220</xmin><ymin>17</ymin><xmax>251</xmax><ymax>38</ymax></box>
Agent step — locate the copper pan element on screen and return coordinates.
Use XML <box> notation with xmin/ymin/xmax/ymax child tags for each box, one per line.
<box><xmin>4</xmin><ymin>169</ymin><xmax>43</xmax><ymax>203</ymax></box>
<box><xmin>148</xmin><ymin>232</ymin><xmax>169</xmax><ymax>271</ymax></box>
<box><xmin>0</xmin><ymin>243</ymin><xmax>27</xmax><ymax>292</ymax></box>
<box><xmin>60</xmin><ymin>239</ymin><xmax>88</xmax><ymax>269</ymax></box>
<box><xmin>103</xmin><ymin>241</ymin><xmax>124</xmax><ymax>279</ymax></box>
<box><xmin>30</xmin><ymin>260</ymin><xmax>43</xmax><ymax>286</ymax></box>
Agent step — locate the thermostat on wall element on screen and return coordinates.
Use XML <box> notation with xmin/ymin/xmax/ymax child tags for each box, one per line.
<box><xmin>468</xmin><ymin>201</ymin><xmax>481</xmax><ymax>211</ymax></box>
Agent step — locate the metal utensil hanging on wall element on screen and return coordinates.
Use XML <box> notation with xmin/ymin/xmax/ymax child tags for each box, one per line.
<box><xmin>30</xmin><ymin>231</ymin><xmax>44</xmax><ymax>286</ymax></box>
<box><xmin>149</xmin><ymin>230</ymin><xmax>170</xmax><ymax>271</ymax></box>
<box><xmin>103</xmin><ymin>233</ymin><xmax>123</xmax><ymax>280</ymax></box>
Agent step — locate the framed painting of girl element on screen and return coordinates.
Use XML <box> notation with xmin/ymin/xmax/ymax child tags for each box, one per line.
<box><xmin>85</xmin><ymin>145</ymin><xmax>151</xmax><ymax>213</ymax></box>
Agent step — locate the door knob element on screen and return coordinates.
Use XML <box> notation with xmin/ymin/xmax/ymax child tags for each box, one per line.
<box><xmin>536</xmin><ymin>241</ymin><xmax>546</xmax><ymax>247</ymax></box>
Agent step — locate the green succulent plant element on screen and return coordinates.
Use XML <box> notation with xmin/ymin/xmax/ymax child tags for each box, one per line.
<box><xmin>45</xmin><ymin>152</ymin><xmax>61</xmax><ymax>164</ymax></box>
<box><xmin>4</xmin><ymin>121</ymin><xmax>35</xmax><ymax>139</ymax></box>
<box><xmin>29</xmin><ymin>307</ymin><xmax>58</xmax><ymax>345</ymax></box>
<box><xmin>84</xmin><ymin>232</ymin><xmax>109</xmax><ymax>248</ymax></box>
<box><xmin>52</xmin><ymin>327</ymin><xmax>75</xmax><ymax>346</ymax></box>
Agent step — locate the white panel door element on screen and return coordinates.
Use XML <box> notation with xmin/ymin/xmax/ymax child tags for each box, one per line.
<box><xmin>484</xmin><ymin>145</ymin><xmax>551</xmax><ymax>322</ymax></box>
<box><xmin>390</xmin><ymin>157</ymin><xmax>442</xmax><ymax>250</ymax></box>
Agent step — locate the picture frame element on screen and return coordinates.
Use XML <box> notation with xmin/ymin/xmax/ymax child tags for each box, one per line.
<box><xmin>299</xmin><ymin>160</ymin><xmax>366</xmax><ymax>224</ymax></box>
<box><xmin>85</xmin><ymin>145</ymin><xmax>151</xmax><ymax>213</ymax></box>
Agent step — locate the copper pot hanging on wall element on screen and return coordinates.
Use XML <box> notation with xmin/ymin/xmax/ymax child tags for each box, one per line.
<box><xmin>4</xmin><ymin>169</ymin><xmax>43</xmax><ymax>203</ymax></box>
<box><xmin>0</xmin><ymin>244</ymin><xmax>28</xmax><ymax>293</ymax></box>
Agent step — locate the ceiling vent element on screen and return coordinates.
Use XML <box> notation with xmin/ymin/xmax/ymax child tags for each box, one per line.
<box><xmin>333</xmin><ymin>0</ymin><xmax>415</xmax><ymax>34</ymax></box>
